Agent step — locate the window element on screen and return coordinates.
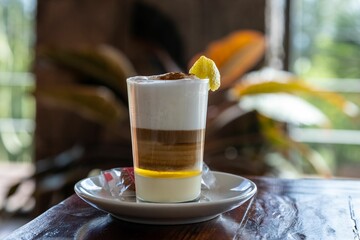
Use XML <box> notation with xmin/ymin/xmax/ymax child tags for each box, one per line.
<box><xmin>0</xmin><ymin>0</ymin><xmax>36</xmax><ymax>162</ymax></box>
<box><xmin>289</xmin><ymin>0</ymin><xmax>360</xmax><ymax>177</ymax></box>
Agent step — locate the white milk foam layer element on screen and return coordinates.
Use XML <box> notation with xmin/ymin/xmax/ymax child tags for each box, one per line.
<box><xmin>127</xmin><ymin>75</ymin><xmax>209</xmax><ymax>130</ymax></box>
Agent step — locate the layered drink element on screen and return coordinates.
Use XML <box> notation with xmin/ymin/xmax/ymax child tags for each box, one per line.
<box><xmin>127</xmin><ymin>72</ymin><xmax>209</xmax><ymax>202</ymax></box>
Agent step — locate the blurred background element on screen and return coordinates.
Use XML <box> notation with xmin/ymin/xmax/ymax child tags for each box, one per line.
<box><xmin>1</xmin><ymin>0</ymin><xmax>360</xmax><ymax>236</ymax></box>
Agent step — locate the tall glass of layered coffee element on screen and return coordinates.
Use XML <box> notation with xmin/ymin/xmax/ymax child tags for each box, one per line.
<box><xmin>127</xmin><ymin>72</ymin><xmax>209</xmax><ymax>202</ymax></box>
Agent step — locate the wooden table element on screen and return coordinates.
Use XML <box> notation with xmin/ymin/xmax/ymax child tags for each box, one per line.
<box><xmin>5</xmin><ymin>177</ymin><xmax>360</xmax><ymax>239</ymax></box>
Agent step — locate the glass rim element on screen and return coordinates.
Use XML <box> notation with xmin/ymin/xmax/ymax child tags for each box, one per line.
<box><xmin>127</xmin><ymin>75</ymin><xmax>209</xmax><ymax>84</ymax></box>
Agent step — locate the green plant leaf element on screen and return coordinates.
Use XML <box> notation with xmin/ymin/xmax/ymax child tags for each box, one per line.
<box><xmin>258</xmin><ymin>115</ymin><xmax>332</xmax><ymax>177</ymax></box>
<box><xmin>231</xmin><ymin>77</ymin><xmax>358</xmax><ymax>117</ymax></box>
<box><xmin>35</xmin><ymin>85</ymin><xmax>127</xmax><ymax>124</ymax></box>
<box><xmin>239</xmin><ymin>94</ymin><xmax>330</xmax><ymax>126</ymax></box>
<box><xmin>39</xmin><ymin>45</ymin><xmax>136</xmax><ymax>104</ymax></box>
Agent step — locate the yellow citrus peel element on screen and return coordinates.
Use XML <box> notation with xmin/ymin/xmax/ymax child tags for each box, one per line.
<box><xmin>189</xmin><ymin>55</ymin><xmax>221</xmax><ymax>91</ymax></box>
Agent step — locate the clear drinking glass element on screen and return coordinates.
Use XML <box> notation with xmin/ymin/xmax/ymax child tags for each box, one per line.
<box><xmin>127</xmin><ymin>75</ymin><xmax>209</xmax><ymax>202</ymax></box>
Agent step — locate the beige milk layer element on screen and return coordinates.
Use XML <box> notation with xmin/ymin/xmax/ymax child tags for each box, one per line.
<box><xmin>127</xmin><ymin>73</ymin><xmax>209</xmax><ymax>202</ymax></box>
<box><xmin>135</xmin><ymin>173</ymin><xmax>202</xmax><ymax>202</ymax></box>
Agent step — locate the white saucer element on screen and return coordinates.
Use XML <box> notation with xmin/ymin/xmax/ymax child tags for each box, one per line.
<box><xmin>74</xmin><ymin>171</ymin><xmax>257</xmax><ymax>225</ymax></box>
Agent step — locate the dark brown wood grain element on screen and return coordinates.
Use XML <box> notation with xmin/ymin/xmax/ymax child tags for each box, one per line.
<box><xmin>5</xmin><ymin>177</ymin><xmax>360</xmax><ymax>239</ymax></box>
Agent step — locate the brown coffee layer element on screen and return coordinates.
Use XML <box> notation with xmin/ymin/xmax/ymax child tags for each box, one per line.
<box><xmin>132</xmin><ymin>128</ymin><xmax>205</xmax><ymax>171</ymax></box>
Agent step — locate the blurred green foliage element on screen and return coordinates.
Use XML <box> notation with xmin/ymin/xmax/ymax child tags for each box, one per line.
<box><xmin>291</xmin><ymin>0</ymin><xmax>360</xmax><ymax>174</ymax></box>
<box><xmin>0</xmin><ymin>0</ymin><xmax>35</xmax><ymax>72</ymax></box>
<box><xmin>0</xmin><ymin>0</ymin><xmax>35</xmax><ymax>162</ymax></box>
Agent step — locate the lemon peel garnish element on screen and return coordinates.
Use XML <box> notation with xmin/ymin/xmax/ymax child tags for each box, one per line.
<box><xmin>189</xmin><ymin>55</ymin><xmax>221</xmax><ymax>91</ymax></box>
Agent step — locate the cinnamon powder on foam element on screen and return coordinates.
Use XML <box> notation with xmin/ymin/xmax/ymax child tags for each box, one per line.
<box><xmin>158</xmin><ymin>72</ymin><xmax>196</xmax><ymax>80</ymax></box>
